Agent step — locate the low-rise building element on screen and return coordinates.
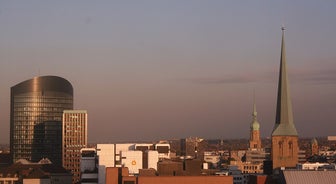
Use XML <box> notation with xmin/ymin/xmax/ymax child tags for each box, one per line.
<box><xmin>106</xmin><ymin>167</ymin><xmax>233</xmax><ymax>184</ymax></box>
<box><xmin>96</xmin><ymin>143</ymin><xmax>163</xmax><ymax>183</ymax></box>
<box><xmin>280</xmin><ymin>170</ymin><xmax>336</xmax><ymax>184</ymax></box>
<box><xmin>80</xmin><ymin>148</ymin><xmax>98</xmax><ymax>184</ymax></box>
<box><xmin>296</xmin><ymin>162</ymin><xmax>336</xmax><ymax>170</ymax></box>
<box><xmin>0</xmin><ymin>159</ymin><xmax>72</xmax><ymax>184</ymax></box>
<box><xmin>219</xmin><ymin>165</ymin><xmax>245</xmax><ymax>184</ymax></box>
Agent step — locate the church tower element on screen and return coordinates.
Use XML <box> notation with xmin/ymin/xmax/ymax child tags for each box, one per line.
<box><xmin>249</xmin><ymin>99</ymin><xmax>262</xmax><ymax>150</ymax></box>
<box><xmin>271</xmin><ymin>27</ymin><xmax>299</xmax><ymax>169</ymax></box>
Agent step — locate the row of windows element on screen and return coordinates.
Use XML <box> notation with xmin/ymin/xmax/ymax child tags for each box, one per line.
<box><xmin>64</xmin><ymin>125</ymin><xmax>86</xmax><ymax>128</ymax></box>
<box><xmin>14</xmin><ymin>107</ymin><xmax>67</xmax><ymax>113</ymax></box>
<box><xmin>243</xmin><ymin>165</ymin><xmax>259</xmax><ymax>170</ymax></box>
<box><xmin>12</xmin><ymin>138</ymin><xmax>34</xmax><ymax>143</ymax></box>
<box><xmin>13</xmin><ymin>126</ymin><xmax>34</xmax><ymax>131</ymax></box>
<box><xmin>12</xmin><ymin>134</ymin><xmax>33</xmax><ymax>139</ymax></box>
<box><xmin>14</xmin><ymin>96</ymin><xmax>72</xmax><ymax>103</ymax></box>
<box><xmin>64</xmin><ymin>129</ymin><xmax>84</xmax><ymax>133</ymax></box>
<box><xmin>64</xmin><ymin>144</ymin><xmax>86</xmax><ymax>148</ymax></box>
<box><xmin>63</xmin><ymin>117</ymin><xmax>87</xmax><ymax>123</ymax></box>
<box><xmin>64</xmin><ymin>131</ymin><xmax>85</xmax><ymax>134</ymax></box>
<box><xmin>64</xmin><ymin>142</ymin><xmax>86</xmax><ymax>146</ymax></box>
<box><xmin>14</xmin><ymin>102</ymin><xmax>72</xmax><ymax>109</ymax></box>
<box><xmin>64</xmin><ymin>138</ymin><xmax>86</xmax><ymax>142</ymax></box>
<box><xmin>13</xmin><ymin>116</ymin><xmax>62</xmax><ymax>121</ymax></box>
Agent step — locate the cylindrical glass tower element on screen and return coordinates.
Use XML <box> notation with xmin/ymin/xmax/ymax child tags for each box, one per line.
<box><xmin>10</xmin><ymin>76</ymin><xmax>73</xmax><ymax>163</ymax></box>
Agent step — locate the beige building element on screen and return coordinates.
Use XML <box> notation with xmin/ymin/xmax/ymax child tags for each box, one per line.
<box><xmin>311</xmin><ymin>138</ymin><xmax>319</xmax><ymax>156</ymax></box>
<box><xmin>62</xmin><ymin>110</ymin><xmax>88</xmax><ymax>184</ymax></box>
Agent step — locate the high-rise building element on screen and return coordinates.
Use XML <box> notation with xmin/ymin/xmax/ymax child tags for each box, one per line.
<box><xmin>180</xmin><ymin>137</ymin><xmax>206</xmax><ymax>159</ymax></box>
<box><xmin>311</xmin><ymin>138</ymin><xmax>319</xmax><ymax>156</ymax></box>
<box><xmin>249</xmin><ymin>99</ymin><xmax>261</xmax><ymax>150</ymax></box>
<box><xmin>271</xmin><ymin>28</ymin><xmax>299</xmax><ymax>169</ymax></box>
<box><xmin>33</xmin><ymin>121</ymin><xmax>63</xmax><ymax>165</ymax></box>
<box><xmin>10</xmin><ymin>76</ymin><xmax>73</xmax><ymax>163</ymax></box>
<box><xmin>62</xmin><ymin>110</ymin><xmax>88</xmax><ymax>184</ymax></box>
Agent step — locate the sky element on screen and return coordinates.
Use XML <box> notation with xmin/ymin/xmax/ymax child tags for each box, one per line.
<box><xmin>1</xmin><ymin>1</ymin><xmax>336</xmax><ymax>144</ymax></box>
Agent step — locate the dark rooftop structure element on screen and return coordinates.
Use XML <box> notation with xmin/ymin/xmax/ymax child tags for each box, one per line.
<box><xmin>280</xmin><ymin>170</ymin><xmax>336</xmax><ymax>184</ymax></box>
<box><xmin>0</xmin><ymin>153</ymin><xmax>11</xmax><ymax>168</ymax></box>
<box><xmin>0</xmin><ymin>159</ymin><xmax>72</xmax><ymax>184</ymax></box>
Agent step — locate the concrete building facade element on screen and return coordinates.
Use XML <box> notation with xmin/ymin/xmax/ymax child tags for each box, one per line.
<box><xmin>80</xmin><ymin>148</ymin><xmax>98</xmax><ymax>184</ymax></box>
<box><xmin>96</xmin><ymin>143</ymin><xmax>162</xmax><ymax>184</ymax></box>
<box><xmin>62</xmin><ymin>110</ymin><xmax>88</xmax><ymax>184</ymax></box>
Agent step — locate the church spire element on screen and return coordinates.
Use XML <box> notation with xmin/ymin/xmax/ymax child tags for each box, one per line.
<box><xmin>251</xmin><ymin>99</ymin><xmax>260</xmax><ymax>131</ymax></box>
<box><xmin>252</xmin><ymin>93</ymin><xmax>257</xmax><ymax>120</ymax></box>
<box><xmin>272</xmin><ymin>27</ymin><xmax>298</xmax><ymax>136</ymax></box>
<box><xmin>250</xmin><ymin>95</ymin><xmax>261</xmax><ymax>149</ymax></box>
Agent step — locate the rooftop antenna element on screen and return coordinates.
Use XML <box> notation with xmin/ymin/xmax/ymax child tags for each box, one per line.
<box><xmin>281</xmin><ymin>25</ymin><xmax>286</xmax><ymax>31</ymax></box>
<box><xmin>253</xmin><ymin>89</ymin><xmax>257</xmax><ymax>118</ymax></box>
<box><xmin>281</xmin><ymin>18</ymin><xmax>286</xmax><ymax>31</ymax></box>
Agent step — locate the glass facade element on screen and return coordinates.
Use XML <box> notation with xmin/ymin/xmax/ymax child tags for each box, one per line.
<box><xmin>33</xmin><ymin>121</ymin><xmax>63</xmax><ymax>165</ymax></box>
<box><xmin>10</xmin><ymin>76</ymin><xmax>73</xmax><ymax>163</ymax></box>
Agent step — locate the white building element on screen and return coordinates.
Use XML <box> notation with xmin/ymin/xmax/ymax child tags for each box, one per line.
<box><xmin>96</xmin><ymin>143</ymin><xmax>162</xmax><ymax>184</ymax></box>
<box><xmin>96</xmin><ymin>144</ymin><xmax>115</xmax><ymax>184</ymax></box>
<box><xmin>80</xmin><ymin>148</ymin><xmax>98</xmax><ymax>184</ymax></box>
<box><xmin>203</xmin><ymin>151</ymin><xmax>220</xmax><ymax>168</ymax></box>
<box><xmin>297</xmin><ymin>162</ymin><xmax>332</xmax><ymax>170</ymax></box>
<box><xmin>147</xmin><ymin>151</ymin><xmax>159</xmax><ymax>170</ymax></box>
<box><xmin>121</xmin><ymin>151</ymin><xmax>143</xmax><ymax>174</ymax></box>
<box><xmin>155</xmin><ymin>143</ymin><xmax>170</xmax><ymax>159</ymax></box>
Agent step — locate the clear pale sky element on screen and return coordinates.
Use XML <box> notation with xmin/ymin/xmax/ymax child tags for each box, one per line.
<box><xmin>1</xmin><ymin>1</ymin><xmax>336</xmax><ymax>143</ymax></box>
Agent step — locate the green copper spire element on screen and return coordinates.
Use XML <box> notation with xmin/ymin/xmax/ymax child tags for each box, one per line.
<box><xmin>251</xmin><ymin>95</ymin><xmax>260</xmax><ymax>131</ymax></box>
<box><xmin>272</xmin><ymin>27</ymin><xmax>298</xmax><ymax>136</ymax></box>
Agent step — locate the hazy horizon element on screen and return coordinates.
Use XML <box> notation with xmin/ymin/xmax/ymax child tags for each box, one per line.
<box><xmin>1</xmin><ymin>1</ymin><xmax>336</xmax><ymax>144</ymax></box>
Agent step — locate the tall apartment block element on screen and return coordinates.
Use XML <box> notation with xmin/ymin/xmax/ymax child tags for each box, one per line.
<box><xmin>62</xmin><ymin>110</ymin><xmax>88</xmax><ymax>184</ymax></box>
<box><xmin>10</xmin><ymin>76</ymin><xmax>73</xmax><ymax>163</ymax></box>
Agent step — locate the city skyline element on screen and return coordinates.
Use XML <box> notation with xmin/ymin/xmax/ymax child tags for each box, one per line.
<box><xmin>1</xmin><ymin>1</ymin><xmax>336</xmax><ymax>144</ymax></box>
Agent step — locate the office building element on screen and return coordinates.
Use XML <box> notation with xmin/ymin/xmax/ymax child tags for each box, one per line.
<box><xmin>96</xmin><ymin>143</ymin><xmax>164</xmax><ymax>184</ymax></box>
<box><xmin>271</xmin><ymin>28</ymin><xmax>299</xmax><ymax>169</ymax></box>
<box><xmin>311</xmin><ymin>138</ymin><xmax>319</xmax><ymax>156</ymax></box>
<box><xmin>10</xmin><ymin>76</ymin><xmax>73</xmax><ymax>163</ymax></box>
<box><xmin>62</xmin><ymin>110</ymin><xmax>88</xmax><ymax>184</ymax></box>
<box><xmin>180</xmin><ymin>137</ymin><xmax>206</xmax><ymax>159</ymax></box>
<box><xmin>33</xmin><ymin>121</ymin><xmax>63</xmax><ymax>166</ymax></box>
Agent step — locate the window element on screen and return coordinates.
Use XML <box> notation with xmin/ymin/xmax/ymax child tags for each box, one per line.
<box><xmin>124</xmin><ymin>181</ymin><xmax>135</xmax><ymax>184</ymax></box>
<box><xmin>279</xmin><ymin>141</ymin><xmax>283</xmax><ymax>156</ymax></box>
